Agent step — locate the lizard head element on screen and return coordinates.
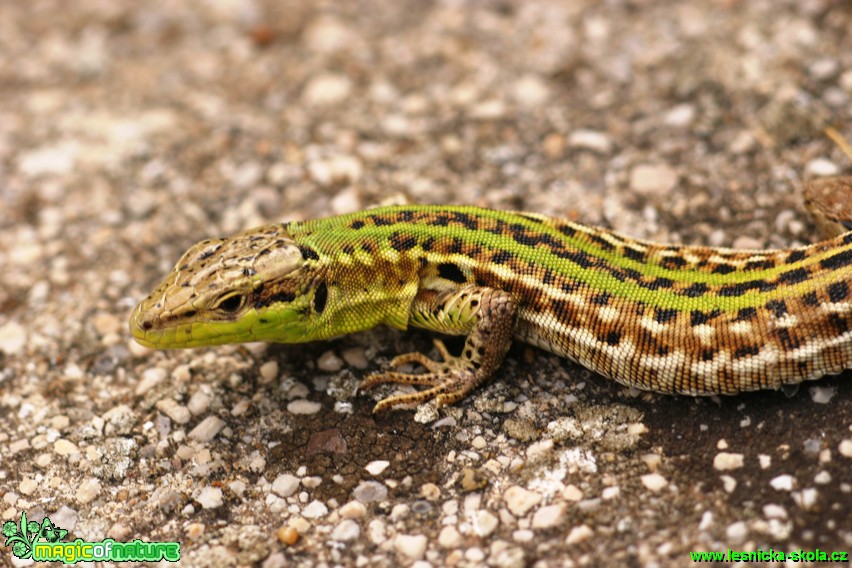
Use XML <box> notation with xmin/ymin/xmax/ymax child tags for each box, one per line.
<box><xmin>130</xmin><ymin>224</ymin><xmax>326</xmax><ymax>348</ymax></box>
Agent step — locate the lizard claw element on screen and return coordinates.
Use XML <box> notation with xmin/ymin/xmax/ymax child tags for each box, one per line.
<box><xmin>385</xmin><ymin>339</ymin><xmax>453</xmax><ymax>373</ymax></box>
<box><xmin>358</xmin><ymin>340</ymin><xmax>474</xmax><ymax>412</ymax></box>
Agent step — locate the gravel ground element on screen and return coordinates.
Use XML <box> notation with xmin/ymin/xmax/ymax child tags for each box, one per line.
<box><xmin>2</xmin><ymin>1</ymin><xmax>852</xmax><ymax>566</ymax></box>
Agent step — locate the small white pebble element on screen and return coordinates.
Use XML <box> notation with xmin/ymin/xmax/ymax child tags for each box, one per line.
<box><xmin>53</xmin><ymin>439</ymin><xmax>80</xmax><ymax>456</ymax></box>
<box><xmin>462</xmin><ymin>495</ymin><xmax>482</xmax><ymax>518</ymax></box>
<box><xmin>287</xmin><ymin>400</ymin><xmax>322</xmax><ymax>415</ymax></box>
<box><xmin>393</xmin><ymin>534</ymin><xmax>428</xmax><ymax>560</ymax></box>
<box><xmin>713</xmin><ymin>452</ymin><xmax>744</xmax><ymax>471</ymax></box>
<box><xmin>172</xmin><ymin>364</ymin><xmax>191</xmax><ymax>382</ymax></box>
<box><xmin>470</xmin><ymin>99</ymin><xmax>505</xmax><ymax>120</ymax></box>
<box><xmin>721</xmin><ymin>475</ymin><xmax>737</xmax><ymax>493</ymax></box>
<box><xmin>75</xmin><ymin>478</ymin><xmax>101</xmax><ymax>504</ymax></box>
<box><xmin>19</xmin><ymin>478</ymin><xmax>38</xmax><ymax>496</ymax></box>
<box><xmin>389</xmin><ymin>503</ymin><xmax>411</xmax><ymax>523</ymax></box>
<box><xmin>367</xmin><ymin>519</ymin><xmax>387</xmax><ymax>545</ymax></box>
<box><xmin>260</xmin><ymin>361</ymin><xmax>279</xmax><ymax>382</ymax></box>
<box><xmin>512</xmin><ymin>74</ymin><xmax>550</xmax><ymax>106</ymax></box>
<box><xmin>331</xmin><ymin>519</ymin><xmax>360</xmax><ymax>541</ymax></box>
<box><xmin>196</xmin><ymin>487</ymin><xmax>224</xmax><ymax>509</ymax></box>
<box><xmin>526</xmin><ymin>439</ymin><xmax>554</xmax><ymax>461</ymax></box>
<box><xmin>302</xmin><ymin>500</ymin><xmax>328</xmax><ymax>519</ymax></box>
<box><xmin>471</xmin><ymin>436</ymin><xmax>487</xmax><ymax>450</ymax></box>
<box><xmin>809</xmin><ymin>386</ymin><xmax>836</xmax><ymax>404</ymax></box>
<box><xmin>726</xmin><ymin>521</ymin><xmax>748</xmax><ymax>544</ymax></box>
<box><xmin>340</xmin><ymin>500</ymin><xmax>367</xmax><ymax>519</ymax></box>
<box><xmin>365</xmin><ymin>460</ymin><xmax>390</xmax><ymax>476</ymax></box>
<box><xmin>188</xmin><ymin>416</ymin><xmax>226</xmax><ymax>442</ymax></box>
<box><xmin>353</xmin><ymin>481</ymin><xmax>388</xmax><ymax>503</ymax></box>
<box><xmin>629</xmin><ymin>164</ymin><xmax>678</xmax><ymax>195</ymax></box>
<box><xmin>317</xmin><ymin>350</ymin><xmax>344</xmax><ymax>372</ymax></box>
<box><xmin>763</xmin><ymin>504</ymin><xmax>787</xmax><ymax>519</ymax></box>
<box><xmin>92</xmin><ymin>312</ymin><xmax>121</xmax><ymax>335</ymax></box>
<box><xmin>156</xmin><ymin>399</ymin><xmax>191</xmax><ymax>424</ymax></box>
<box><xmin>289</xmin><ymin>517</ymin><xmax>311</xmax><ymax>534</ymax></box>
<box><xmin>0</xmin><ymin>321</ymin><xmax>27</xmax><ymax>355</ymax></box>
<box><xmin>794</xmin><ymin>488</ymin><xmax>819</xmax><ymax>510</ymax></box>
<box><xmin>627</xmin><ymin>423</ymin><xmax>648</xmax><ymax>436</ymax></box>
<box><xmin>732</xmin><ymin>236</ymin><xmax>763</xmax><ymax>250</ymax></box>
<box><xmin>641</xmin><ymin>473</ymin><xmax>668</xmax><ymax>492</ymax></box>
<box><xmin>474</xmin><ymin>510</ymin><xmax>499</xmax><ymax>536</ymax></box>
<box><xmin>806</xmin><ymin>159</ymin><xmax>840</xmax><ymax>177</ymax></box>
<box><xmin>663</xmin><ymin>103</ymin><xmax>695</xmax><ymax>127</ymax></box>
<box><xmin>187</xmin><ymin>390</ymin><xmax>211</xmax><ymax>415</ymax></box>
<box><xmin>135</xmin><ymin>367</ymin><xmax>167</xmax><ymax>395</ymax></box>
<box><xmin>841</xmin><ymin>69</ymin><xmax>852</xmax><ymax>91</ymax></box>
<box><xmin>63</xmin><ymin>363</ymin><xmax>86</xmax><ymax>381</ymax></box>
<box><xmin>729</xmin><ymin>130</ymin><xmax>755</xmax><ymax>154</ymax></box>
<box><xmin>601</xmin><ymin>486</ymin><xmax>620</xmax><ymax>500</ymax></box>
<box><xmin>814</xmin><ymin>471</ymin><xmax>831</xmax><ymax>484</ymax></box>
<box><xmin>230</xmin><ymin>399</ymin><xmax>250</xmax><ymax>416</ymax></box>
<box><xmin>758</xmin><ymin>454</ymin><xmax>771</xmax><ymax>469</ymax></box>
<box><xmin>838</xmin><ymin>439</ymin><xmax>852</xmax><ymax>458</ymax></box>
<box><xmin>272</xmin><ymin>474</ymin><xmax>300</xmax><ymax>498</ymax></box>
<box><xmin>532</xmin><ymin>504</ymin><xmax>565</xmax><ymax>529</ymax></box>
<box><xmin>286</xmin><ymin>382</ymin><xmax>310</xmax><ymax>400</ymax></box>
<box><xmin>809</xmin><ymin>58</ymin><xmax>839</xmax><ymax>80</ymax></box>
<box><xmin>179</xmin><ymin>505</ymin><xmax>202</xmax><ymax>526</ymax></box>
<box><xmin>438</xmin><ymin>526</ymin><xmax>462</xmax><ymax>548</ymax></box>
<box><xmin>770</xmin><ymin>474</ymin><xmax>795</xmax><ymax>491</ymax></box>
<box><xmin>341</xmin><ymin>347</ymin><xmax>369</xmax><ymax>369</ymax></box>
<box><xmin>128</xmin><ymin>339</ymin><xmax>152</xmax><ymax>357</ymax></box>
<box><xmin>429</xmin><ymin>414</ymin><xmax>454</xmax><ymax>427</ymax></box>
<box><xmin>420</xmin><ymin>483</ymin><xmax>441</xmax><ymax>501</ymax></box>
<box><xmin>640</xmin><ymin>453</ymin><xmax>661</xmax><ymax>471</ymax></box>
<box><xmin>568</xmin><ymin>129</ymin><xmax>612</xmax><ymax>154</ymax></box>
<box><xmin>503</xmin><ymin>486</ymin><xmax>542</xmax><ymax>517</ymax></box>
<box><xmin>562</xmin><ymin>485</ymin><xmax>583</xmax><ymax>501</ymax></box>
<box><xmin>302</xmin><ymin>73</ymin><xmax>352</xmax><ymax>106</ymax></box>
<box><xmin>565</xmin><ymin>525</ymin><xmax>594</xmax><ymax>544</ymax></box>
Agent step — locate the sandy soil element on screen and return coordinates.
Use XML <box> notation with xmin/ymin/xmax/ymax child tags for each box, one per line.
<box><xmin>1</xmin><ymin>1</ymin><xmax>851</xmax><ymax>566</ymax></box>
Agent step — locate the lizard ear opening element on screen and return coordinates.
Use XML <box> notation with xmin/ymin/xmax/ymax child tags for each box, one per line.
<box><xmin>437</xmin><ymin>262</ymin><xmax>467</xmax><ymax>284</ymax></box>
<box><xmin>313</xmin><ymin>282</ymin><xmax>328</xmax><ymax>315</ymax></box>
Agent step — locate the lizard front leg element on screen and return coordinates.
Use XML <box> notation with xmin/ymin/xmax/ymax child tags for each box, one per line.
<box><xmin>359</xmin><ymin>286</ymin><xmax>518</xmax><ymax>412</ymax></box>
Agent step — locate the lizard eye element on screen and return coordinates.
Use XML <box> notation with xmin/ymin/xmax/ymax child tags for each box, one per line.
<box><xmin>215</xmin><ymin>293</ymin><xmax>244</xmax><ymax>313</ymax></box>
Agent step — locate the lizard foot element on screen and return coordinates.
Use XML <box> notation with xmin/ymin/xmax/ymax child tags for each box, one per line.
<box><xmin>359</xmin><ymin>339</ymin><xmax>476</xmax><ymax>413</ymax></box>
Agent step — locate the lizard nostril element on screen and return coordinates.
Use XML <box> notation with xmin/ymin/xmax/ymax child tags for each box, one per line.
<box><xmin>142</xmin><ymin>320</ymin><xmax>153</xmax><ymax>330</ymax></box>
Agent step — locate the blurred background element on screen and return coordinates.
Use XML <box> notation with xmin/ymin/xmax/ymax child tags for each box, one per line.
<box><xmin>1</xmin><ymin>0</ymin><xmax>850</xmax><ymax>565</ymax></box>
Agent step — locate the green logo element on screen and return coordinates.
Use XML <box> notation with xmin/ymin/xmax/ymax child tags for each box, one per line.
<box><xmin>3</xmin><ymin>512</ymin><xmax>180</xmax><ymax>564</ymax></box>
<box><xmin>3</xmin><ymin>511</ymin><xmax>67</xmax><ymax>559</ymax></box>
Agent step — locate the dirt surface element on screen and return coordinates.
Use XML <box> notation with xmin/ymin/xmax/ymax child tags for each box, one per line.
<box><xmin>1</xmin><ymin>1</ymin><xmax>851</xmax><ymax>566</ymax></box>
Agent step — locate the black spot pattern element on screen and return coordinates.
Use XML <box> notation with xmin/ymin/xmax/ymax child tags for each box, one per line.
<box><xmin>828</xmin><ymin>281</ymin><xmax>850</xmax><ymax>303</ymax></box>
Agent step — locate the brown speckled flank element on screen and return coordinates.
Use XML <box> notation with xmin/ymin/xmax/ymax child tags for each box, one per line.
<box><xmin>132</xmin><ymin>177</ymin><xmax>852</xmax><ymax>411</ymax></box>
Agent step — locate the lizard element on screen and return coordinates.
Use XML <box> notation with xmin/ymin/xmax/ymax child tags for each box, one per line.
<box><xmin>130</xmin><ymin>176</ymin><xmax>852</xmax><ymax>412</ymax></box>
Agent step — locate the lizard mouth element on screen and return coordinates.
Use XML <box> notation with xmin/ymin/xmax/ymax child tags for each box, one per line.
<box><xmin>129</xmin><ymin>301</ymin><xmax>160</xmax><ymax>348</ymax></box>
